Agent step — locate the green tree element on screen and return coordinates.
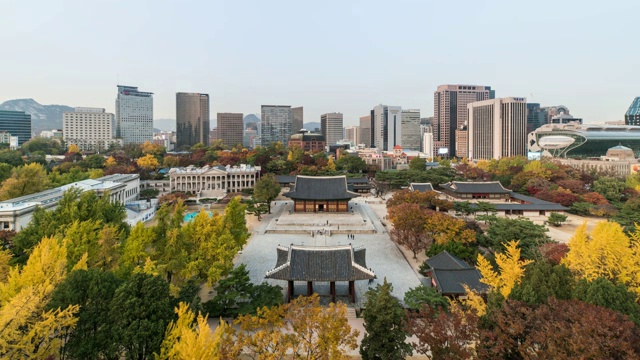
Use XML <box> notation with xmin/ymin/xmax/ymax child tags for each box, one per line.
<box><xmin>426</xmin><ymin>240</ymin><xmax>478</xmax><ymax>264</ymax></box>
<box><xmin>336</xmin><ymin>154</ymin><xmax>367</xmax><ymax>173</ymax></box>
<box><xmin>453</xmin><ymin>201</ymin><xmax>475</xmax><ymax>219</ymax></box>
<box><xmin>409</xmin><ymin>157</ymin><xmax>427</xmax><ymax>171</ymax></box>
<box><xmin>403</xmin><ymin>285</ymin><xmax>449</xmax><ymax>311</ymax></box>
<box><xmin>480</xmin><ymin>216</ymin><xmax>552</xmax><ymax>259</ymax></box>
<box><xmin>254</xmin><ymin>174</ymin><xmax>281</xmax><ymax>214</ymax></box>
<box><xmin>110</xmin><ymin>273</ymin><xmax>173</xmax><ymax>360</ymax></box>
<box><xmin>140</xmin><ymin>188</ymin><xmax>160</xmax><ymax>200</ymax></box>
<box><xmin>593</xmin><ymin>176</ymin><xmax>626</xmax><ymax>203</ymax></box>
<box><xmin>0</xmin><ymin>163</ymin><xmax>13</xmax><ymax>183</ymax></box>
<box><xmin>204</xmin><ymin>264</ymin><xmax>283</xmax><ymax>318</ymax></box>
<box><xmin>547</xmin><ymin>212</ymin><xmax>568</xmax><ymax>227</ymax></box>
<box><xmin>223</xmin><ymin>196</ymin><xmax>249</xmax><ymax>248</ymax></box>
<box><xmin>82</xmin><ymin>154</ymin><xmax>106</xmax><ymax>169</ymax></box>
<box><xmin>360</xmin><ymin>278</ymin><xmax>412</xmax><ymax>360</ymax></box>
<box><xmin>47</xmin><ymin>269</ymin><xmax>122</xmax><ymax>360</ymax></box>
<box><xmin>0</xmin><ymin>162</ymin><xmax>50</xmax><ymax>200</ymax></box>
<box><xmin>509</xmin><ymin>261</ymin><xmax>575</xmax><ymax>305</ymax></box>
<box><xmin>0</xmin><ymin>149</ymin><xmax>24</xmax><ymax>167</ymax></box>
<box><xmin>614</xmin><ymin>197</ymin><xmax>640</xmax><ymax>231</ymax></box>
<box><xmin>475</xmin><ymin>201</ymin><xmax>497</xmax><ymax>216</ymax></box>
<box><xmin>573</xmin><ymin>277</ymin><xmax>640</xmax><ymax>325</ymax></box>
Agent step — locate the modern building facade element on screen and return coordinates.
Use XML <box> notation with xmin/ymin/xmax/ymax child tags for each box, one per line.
<box><xmin>372</xmin><ymin>105</ymin><xmax>402</xmax><ymax>151</ymax></box>
<box><xmin>528</xmin><ymin>123</ymin><xmax>640</xmax><ymax>158</ymax></box>
<box><xmin>0</xmin><ymin>110</ymin><xmax>31</xmax><ymax>146</ymax></box>
<box><xmin>217</xmin><ymin>112</ymin><xmax>244</xmax><ymax>148</ymax></box>
<box><xmin>288</xmin><ymin>131</ymin><xmax>326</xmax><ymax>152</ymax></box>
<box><xmin>625</xmin><ymin>97</ymin><xmax>640</xmax><ymax>126</ymax></box>
<box><xmin>433</xmin><ymin>84</ymin><xmax>494</xmax><ymax>157</ymax></box>
<box><xmin>344</xmin><ymin>126</ymin><xmax>359</xmax><ymax>145</ymax></box>
<box><xmin>292</xmin><ymin>107</ymin><xmax>304</xmax><ymax>134</ymax></box>
<box><xmin>168</xmin><ymin>164</ymin><xmax>261</xmax><ymax>194</ymax></box>
<box><xmin>116</xmin><ymin>85</ymin><xmax>154</xmax><ymax>144</ymax></box>
<box><xmin>63</xmin><ymin>107</ymin><xmax>121</xmax><ymax>151</ymax></box>
<box><xmin>401</xmin><ymin>109</ymin><xmax>421</xmax><ymax>150</ymax></box>
<box><xmin>321</xmin><ymin>112</ymin><xmax>344</xmax><ymax>146</ymax></box>
<box><xmin>0</xmin><ymin>174</ymin><xmax>140</xmax><ymax>231</ymax></box>
<box><xmin>261</xmin><ymin>105</ymin><xmax>292</xmax><ymax>147</ymax></box>
<box><xmin>359</xmin><ymin>115</ymin><xmax>372</xmax><ymax>147</ymax></box>
<box><xmin>467</xmin><ymin>97</ymin><xmax>527</xmax><ymax>160</ymax></box>
<box><xmin>176</xmin><ymin>92</ymin><xmax>210</xmax><ymax>149</ymax></box>
<box><xmin>526</xmin><ymin>103</ymin><xmax>548</xmax><ymax>134</ymax></box>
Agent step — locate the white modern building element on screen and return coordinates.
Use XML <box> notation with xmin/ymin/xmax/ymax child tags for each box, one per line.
<box><xmin>169</xmin><ymin>164</ymin><xmax>261</xmax><ymax>196</ymax></box>
<box><xmin>372</xmin><ymin>105</ymin><xmax>402</xmax><ymax>151</ymax></box>
<box><xmin>0</xmin><ymin>174</ymin><xmax>140</xmax><ymax>231</ymax></box>
<box><xmin>321</xmin><ymin>112</ymin><xmax>344</xmax><ymax>146</ymax></box>
<box><xmin>468</xmin><ymin>97</ymin><xmax>528</xmax><ymax>160</ymax></box>
<box><xmin>63</xmin><ymin>107</ymin><xmax>122</xmax><ymax>151</ymax></box>
<box><xmin>344</xmin><ymin>126</ymin><xmax>359</xmax><ymax>145</ymax></box>
<box><xmin>422</xmin><ymin>132</ymin><xmax>434</xmax><ymax>158</ymax></box>
<box><xmin>116</xmin><ymin>85</ymin><xmax>154</xmax><ymax>144</ymax></box>
<box><xmin>401</xmin><ymin>109</ymin><xmax>421</xmax><ymax>150</ymax></box>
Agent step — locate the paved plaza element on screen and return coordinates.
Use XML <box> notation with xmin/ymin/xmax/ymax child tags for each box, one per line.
<box><xmin>236</xmin><ymin>198</ymin><xmax>425</xmax><ymax>307</ymax></box>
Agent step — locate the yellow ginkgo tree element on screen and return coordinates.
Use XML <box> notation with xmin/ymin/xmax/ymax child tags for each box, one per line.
<box><xmin>464</xmin><ymin>240</ymin><xmax>532</xmax><ymax>316</ymax></box>
<box><xmin>0</xmin><ymin>237</ymin><xmax>80</xmax><ymax>359</ymax></box>
<box><xmin>563</xmin><ymin>221</ymin><xmax>640</xmax><ymax>298</ymax></box>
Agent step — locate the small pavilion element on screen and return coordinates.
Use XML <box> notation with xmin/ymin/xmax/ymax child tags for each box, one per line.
<box><xmin>424</xmin><ymin>251</ymin><xmax>488</xmax><ymax>298</ymax></box>
<box><xmin>284</xmin><ymin>175</ymin><xmax>360</xmax><ymax>212</ymax></box>
<box><xmin>265</xmin><ymin>244</ymin><xmax>375</xmax><ymax>303</ymax></box>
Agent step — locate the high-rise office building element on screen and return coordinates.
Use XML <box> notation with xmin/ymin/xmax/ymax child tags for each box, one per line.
<box><xmin>625</xmin><ymin>97</ymin><xmax>640</xmax><ymax>125</ymax></box>
<box><xmin>372</xmin><ymin>105</ymin><xmax>402</xmax><ymax>151</ymax></box>
<box><xmin>261</xmin><ymin>105</ymin><xmax>292</xmax><ymax>146</ymax></box>
<box><xmin>359</xmin><ymin>116</ymin><xmax>372</xmax><ymax>147</ymax></box>
<box><xmin>401</xmin><ymin>109</ymin><xmax>421</xmax><ymax>150</ymax></box>
<box><xmin>526</xmin><ymin>103</ymin><xmax>548</xmax><ymax>134</ymax></box>
<box><xmin>292</xmin><ymin>107</ymin><xmax>304</xmax><ymax>133</ymax></box>
<box><xmin>116</xmin><ymin>85</ymin><xmax>154</xmax><ymax>144</ymax></box>
<box><xmin>218</xmin><ymin>112</ymin><xmax>244</xmax><ymax>148</ymax></box>
<box><xmin>176</xmin><ymin>92</ymin><xmax>210</xmax><ymax>149</ymax></box>
<box><xmin>468</xmin><ymin>97</ymin><xmax>527</xmax><ymax>160</ymax></box>
<box><xmin>321</xmin><ymin>112</ymin><xmax>344</xmax><ymax>146</ymax></box>
<box><xmin>63</xmin><ymin>107</ymin><xmax>120</xmax><ymax>151</ymax></box>
<box><xmin>344</xmin><ymin>126</ymin><xmax>359</xmax><ymax>145</ymax></box>
<box><xmin>0</xmin><ymin>110</ymin><xmax>31</xmax><ymax>146</ymax></box>
<box><xmin>433</xmin><ymin>84</ymin><xmax>494</xmax><ymax>157</ymax></box>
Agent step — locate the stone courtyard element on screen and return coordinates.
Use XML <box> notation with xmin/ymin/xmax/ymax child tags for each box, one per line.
<box><xmin>235</xmin><ymin>197</ymin><xmax>425</xmax><ymax>308</ymax></box>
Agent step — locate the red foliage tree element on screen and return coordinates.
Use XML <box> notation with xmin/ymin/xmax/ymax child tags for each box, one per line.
<box><xmin>538</xmin><ymin>242</ymin><xmax>569</xmax><ymax>265</ymax></box>
<box><xmin>406</xmin><ymin>305</ymin><xmax>479</xmax><ymax>360</ymax></box>
<box><xmin>534</xmin><ymin>189</ymin><xmax>581</xmax><ymax>207</ymax></box>
<box><xmin>555</xmin><ymin>179</ymin><xmax>587</xmax><ymax>194</ymax></box>
<box><xmin>582</xmin><ymin>191</ymin><xmax>609</xmax><ymax>205</ymax></box>
<box><xmin>479</xmin><ymin>298</ymin><xmax>640</xmax><ymax>359</ymax></box>
<box><xmin>388</xmin><ymin>204</ymin><xmax>431</xmax><ymax>259</ymax></box>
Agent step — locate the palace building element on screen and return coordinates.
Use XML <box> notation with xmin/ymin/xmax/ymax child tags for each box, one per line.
<box><xmin>284</xmin><ymin>175</ymin><xmax>360</xmax><ymax>213</ymax></box>
<box><xmin>168</xmin><ymin>164</ymin><xmax>261</xmax><ymax>194</ymax></box>
<box><xmin>265</xmin><ymin>244</ymin><xmax>375</xmax><ymax>303</ymax></box>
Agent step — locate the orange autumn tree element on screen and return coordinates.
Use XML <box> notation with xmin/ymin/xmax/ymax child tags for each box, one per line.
<box><xmin>388</xmin><ymin>203</ymin><xmax>431</xmax><ymax>259</ymax></box>
<box><xmin>234</xmin><ymin>294</ymin><xmax>358</xmax><ymax>359</ymax></box>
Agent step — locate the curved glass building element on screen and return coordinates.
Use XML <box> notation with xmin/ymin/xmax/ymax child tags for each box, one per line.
<box><xmin>528</xmin><ymin>123</ymin><xmax>640</xmax><ymax>158</ymax></box>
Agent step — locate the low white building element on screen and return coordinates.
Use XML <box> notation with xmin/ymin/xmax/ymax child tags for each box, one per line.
<box><xmin>169</xmin><ymin>164</ymin><xmax>261</xmax><ymax>195</ymax></box>
<box><xmin>0</xmin><ymin>174</ymin><xmax>140</xmax><ymax>231</ymax></box>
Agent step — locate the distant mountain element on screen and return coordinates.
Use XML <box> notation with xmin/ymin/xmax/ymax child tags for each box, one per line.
<box><xmin>244</xmin><ymin>114</ymin><xmax>260</xmax><ymax>126</ymax></box>
<box><xmin>303</xmin><ymin>122</ymin><xmax>321</xmax><ymax>132</ymax></box>
<box><xmin>153</xmin><ymin>119</ymin><xmax>176</xmax><ymax>132</ymax></box>
<box><xmin>0</xmin><ymin>98</ymin><xmax>73</xmax><ymax>135</ymax></box>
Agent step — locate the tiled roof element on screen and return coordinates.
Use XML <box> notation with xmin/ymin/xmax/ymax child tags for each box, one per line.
<box><xmin>284</xmin><ymin>176</ymin><xmax>360</xmax><ymax>200</ymax></box>
<box><xmin>440</xmin><ymin>181</ymin><xmax>510</xmax><ymax>194</ymax></box>
<box><xmin>426</xmin><ymin>251</ymin><xmax>470</xmax><ymax>270</ymax></box>
<box><xmin>409</xmin><ymin>183</ymin><xmax>435</xmax><ymax>192</ymax></box>
<box><xmin>431</xmin><ymin>268</ymin><xmax>489</xmax><ymax>295</ymax></box>
<box><xmin>266</xmin><ymin>245</ymin><xmax>375</xmax><ymax>282</ymax></box>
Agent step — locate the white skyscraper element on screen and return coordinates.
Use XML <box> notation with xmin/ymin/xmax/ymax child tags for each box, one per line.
<box><xmin>372</xmin><ymin>105</ymin><xmax>402</xmax><ymax>151</ymax></box>
<box><xmin>468</xmin><ymin>97</ymin><xmax>527</xmax><ymax>160</ymax></box>
<box><xmin>116</xmin><ymin>85</ymin><xmax>154</xmax><ymax>144</ymax></box>
<box><xmin>63</xmin><ymin>107</ymin><xmax>121</xmax><ymax>151</ymax></box>
<box><xmin>321</xmin><ymin>112</ymin><xmax>344</xmax><ymax>146</ymax></box>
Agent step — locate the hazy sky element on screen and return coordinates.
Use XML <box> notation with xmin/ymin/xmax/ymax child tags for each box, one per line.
<box><xmin>1</xmin><ymin>0</ymin><xmax>639</xmax><ymax>129</ymax></box>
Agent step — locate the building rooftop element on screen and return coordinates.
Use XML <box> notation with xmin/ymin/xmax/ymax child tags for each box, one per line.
<box><xmin>409</xmin><ymin>183</ymin><xmax>435</xmax><ymax>193</ymax></box>
<box><xmin>265</xmin><ymin>244</ymin><xmax>375</xmax><ymax>282</ymax></box>
<box><xmin>440</xmin><ymin>181</ymin><xmax>510</xmax><ymax>194</ymax></box>
<box><xmin>626</xmin><ymin>97</ymin><xmax>640</xmax><ymax>117</ymax></box>
<box><xmin>284</xmin><ymin>176</ymin><xmax>360</xmax><ymax>201</ymax></box>
<box><xmin>426</xmin><ymin>251</ymin><xmax>470</xmax><ymax>269</ymax></box>
<box><xmin>426</xmin><ymin>251</ymin><xmax>488</xmax><ymax>295</ymax></box>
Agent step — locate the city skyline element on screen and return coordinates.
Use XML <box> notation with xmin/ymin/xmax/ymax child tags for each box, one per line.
<box><xmin>1</xmin><ymin>1</ymin><xmax>639</xmax><ymax>127</ymax></box>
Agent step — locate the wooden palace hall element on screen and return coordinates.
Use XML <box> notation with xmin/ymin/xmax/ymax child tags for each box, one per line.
<box><xmin>284</xmin><ymin>175</ymin><xmax>360</xmax><ymax>213</ymax></box>
<box><xmin>265</xmin><ymin>244</ymin><xmax>375</xmax><ymax>303</ymax></box>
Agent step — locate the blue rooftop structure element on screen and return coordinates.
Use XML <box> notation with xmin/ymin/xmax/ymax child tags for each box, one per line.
<box><xmin>626</xmin><ymin>97</ymin><xmax>640</xmax><ymax>126</ymax></box>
